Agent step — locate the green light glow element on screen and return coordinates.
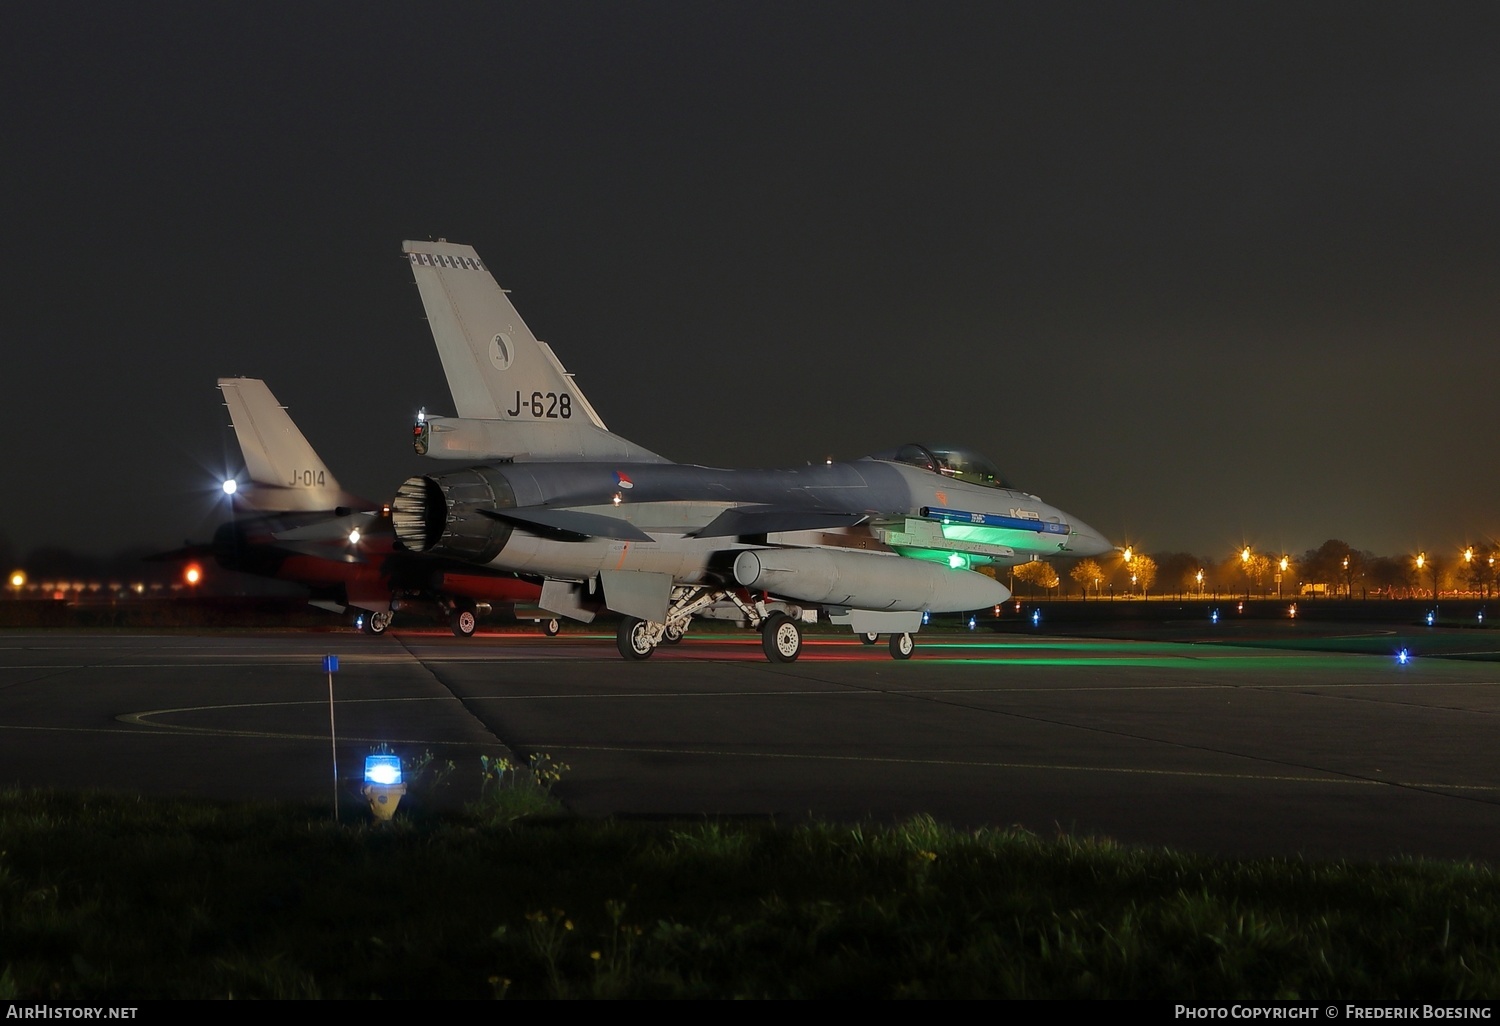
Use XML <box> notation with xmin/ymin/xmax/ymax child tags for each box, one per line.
<box><xmin>939</xmin><ymin>523</ymin><xmax>1049</xmax><ymax>547</ymax></box>
<box><xmin>895</xmin><ymin>547</ymin><xmax>989</xmax><ymax>567</ymax></box>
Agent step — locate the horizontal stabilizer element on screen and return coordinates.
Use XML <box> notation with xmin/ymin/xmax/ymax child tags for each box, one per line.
<box><xmin>693</xmin><ymin>506</ymin><xmax>869</xmax><ymax>539</ymax></box>
<box><xmin>271</xmin><ymin>511</ymin><xmax>380</xmax><ymax>543</ymax></box>
<box><xmin>272</xmin><ymin>541</ymin><xmax>368</xmax><ymax>565</ymax></box>
<box><xmin>477</xmin><ymin>506</ymin><xmax>654</xmax><ymax>541</ymax></box>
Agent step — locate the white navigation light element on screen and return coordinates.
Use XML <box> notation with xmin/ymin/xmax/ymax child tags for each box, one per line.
<box><xmin>222</xmin><ymin>479</ymin><xmax>237</xmax><ymax>496</ymax></box>
<box><xmin>348</xmin><ymin>528</ymin><xmax>362</xmax><ymax>545</ymax></box>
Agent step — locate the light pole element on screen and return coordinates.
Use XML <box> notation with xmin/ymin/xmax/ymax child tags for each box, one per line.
<box><xmin>1278</xmin><ymin>556</ymin><xmax>1288</xmax><ymax>599</ymax></box>
<box><xmin>1416</xmin><ymin>552</ymin><xmax>1436</xmax><ymax>601</ymax></box>
<box><xmin>1241</xmin><ymin>547</ymin><xmax>1252</xmax><ymax>600</ymax></box>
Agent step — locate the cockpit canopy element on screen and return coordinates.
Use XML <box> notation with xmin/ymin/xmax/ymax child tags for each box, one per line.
<box><xmin>865</xmin><ymin>444</ymin><xmax>1012</xmax><ymax>489</ymax></box>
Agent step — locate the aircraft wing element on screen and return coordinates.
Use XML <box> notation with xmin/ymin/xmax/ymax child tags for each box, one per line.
<box><xmin>143</xmin><ymin>544</ymin><xmax>216</xmax><ymax>563</ymax></box>
<box><xmin>692</xmin><ymin>506</ymin><xmax>870</xmax><ymax>538</ymax></box>
<box><xmin>477</xmin><ymin>507</ymin><xmax>654</xmax><ymax>541</ymax></box>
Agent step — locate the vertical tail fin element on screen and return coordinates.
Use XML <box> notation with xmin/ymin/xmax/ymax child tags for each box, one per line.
<box><xmin>403</xmin><ymin>239</ymin><xmax>664</xmax><ymax>462</ymax></box>
<box><xmin>217</xmin><ymin>378</ymin><xmax>362</xmax><ymax>511</ymax></box>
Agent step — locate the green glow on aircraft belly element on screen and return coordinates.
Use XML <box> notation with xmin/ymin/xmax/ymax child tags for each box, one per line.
<box><xmin>938</xmin><ymin>523</ymin><xmax>1060</xmax><ymax>550</ymax></box>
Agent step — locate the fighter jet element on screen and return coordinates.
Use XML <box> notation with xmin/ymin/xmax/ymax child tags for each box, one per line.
<box><xmin>392</xmin><ymin>241</ymin><xmax>1114</xmax><ymax>661</ymax></box>
<box><xmin>209</xmin><ymin>377</ymin><xmax>548</xmax><ymax>636</ymax></box>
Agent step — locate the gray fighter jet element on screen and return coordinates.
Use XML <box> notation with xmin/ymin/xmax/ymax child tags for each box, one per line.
<box><xmin>392</xmin><ymin>241</ymin><xmax>1114</xmax><ymax>661</ymax></box>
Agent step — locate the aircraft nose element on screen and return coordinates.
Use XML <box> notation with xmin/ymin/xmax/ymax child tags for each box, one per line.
<box><xmin>1066</xmin><ymin>519</ymin><xmax>1114</xmax><ymax>557</ymax></box>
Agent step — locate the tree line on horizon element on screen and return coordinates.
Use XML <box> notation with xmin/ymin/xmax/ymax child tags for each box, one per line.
<box><xmin>1009</xmin><ymin>539</ymin><xmax>1497</xmax><ymax>601</ymax></box>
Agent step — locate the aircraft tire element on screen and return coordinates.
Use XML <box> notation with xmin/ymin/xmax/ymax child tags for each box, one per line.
<box><xmin>889</xmin><ymin>632</ymin><xmax>914</xmax><ymax>660</ymax></box>
<box><xmin>616</xmin><ymin>616</ymin><xmax>655</xmax><ymax>660</ymax></box>
<box><xmin>543</xmin><ymin>618</ymin><xmax>561</xmax><ymax>637</ymax></box>
<box><xmin>451</xmin><ymin>609</ymin><xmax>477</xmax><ymax>637</ymax></box>
<box><xmin>859</xmin><ymin>631</ymin><xmax>879</xmax><ymax>645</ymax></box>
<box><xmin>663</xmin><ymin>621</ymin><xmax>685</xmax><ymax>644</ymax></box>
<box><xmin>761</xmin><ymin>613</ymin><xmax>802</xmax><ymax>663</ymax></box>
<box><xmin>364</xmin><ymin>611</ymin><xmax>392</xmax><ymax>636</ymax></box>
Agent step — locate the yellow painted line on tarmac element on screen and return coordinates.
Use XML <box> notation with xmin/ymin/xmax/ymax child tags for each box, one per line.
<box><xmin>542</xmin><ymin>743</ymin><xmax>1500</xmax><ymax>792</ymax></box>
<box><xmin>116</xmin><ymin>694</ymin><xmax>461</xmax><ymax>730</ymax></box>
<box><xmin>443</xmin><ymin>679</ymin><xmax>1500</xmax><ymax>701</ymax></box>
<box><xmin>0</xmin><ymin>721</ymin><xmax>458</xmax><ymax>745</ymax></box>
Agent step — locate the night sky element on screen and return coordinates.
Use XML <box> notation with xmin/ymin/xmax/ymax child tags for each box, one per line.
<box><xmin>7</xmin><ymin>2</ymin><xmax>1499</xmax><ymax>563</ymax></box>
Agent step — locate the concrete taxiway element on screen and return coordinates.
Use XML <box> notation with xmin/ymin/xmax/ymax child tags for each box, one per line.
<box><xmin>1</xmin><ymin>626</ymin><xmax>1497</xmax><ymax>861</ymax></box>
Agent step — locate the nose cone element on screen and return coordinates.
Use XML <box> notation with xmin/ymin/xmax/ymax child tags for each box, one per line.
<box><xmin>1065</xmin><ymin>518</ymin><xmax>1114</xmax><ymax>558</ymax></box>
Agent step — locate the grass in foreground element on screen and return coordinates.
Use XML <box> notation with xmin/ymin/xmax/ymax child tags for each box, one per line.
<box><xmin>0</xmin><ymin>790</ymin><xmax>1496</xmax><ymax>999</ymax></box>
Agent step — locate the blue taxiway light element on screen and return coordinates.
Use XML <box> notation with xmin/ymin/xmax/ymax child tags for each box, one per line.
<box><xmin>365</xmin><ymin>754</ymin><xmax>402</xmax><ymax>786</ymax></box>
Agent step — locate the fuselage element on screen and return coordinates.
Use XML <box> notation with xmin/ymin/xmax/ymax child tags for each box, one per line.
<box><xmin>393</xmin><ymin>455</ymin><xmax>1113</xmax><ymax>589</ymax></box>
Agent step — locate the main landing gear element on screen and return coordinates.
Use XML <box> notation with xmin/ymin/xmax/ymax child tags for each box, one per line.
<box><xmin>450</xmin><ymin>608</ymin><xmax>477</xmax><ymax>637</ymax></box>
<box><xmin>606</xmin><ymin>585</ymin><xmax>916</xmax><ymax>662</ymax></box>
<box><xmin>361</xmin><ymin>611</ymin><xmax>392</xmax><ymax>635</ymax></box>
<box><xmin>761</xmin><ymin>612</ymin><xmax>802</xmax><ymax>663</ymax></box>
<box><xmin>617</xmin><ymin>616</ymin><xmax>656</xmax><ymax>660</ymax></box>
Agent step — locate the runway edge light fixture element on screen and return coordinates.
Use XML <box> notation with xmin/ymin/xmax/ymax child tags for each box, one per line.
<box><xmin>363</xmin><ymin>754</ymin><xmax>407</xmax><ymax>822</ymax></box>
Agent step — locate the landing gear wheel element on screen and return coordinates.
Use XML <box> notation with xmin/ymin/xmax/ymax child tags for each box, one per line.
<box><xmin>859</xmin><ymin>631</ymin><xmax>879</xmax><ymax>645</ymax></box>
<box><xmin>889</xmin><ymin>632</ymin><xmax>914</xmax><ymax>660</ymax></box>
<box><xmin>451</xmin><ymin>609</ymin><xmax>477</xmax><ymax>637</ymax></box>
<box><xmin>542</xmin><ymin>618</ymin><xmax>561</xmax><ymax>637</ymax></box>
<box><xmin>761</xmin><ymin>613</ymin><xmax>802</xmax><ymax>663</ymax></box>
<box><xmin>616</xmin><ymin>616</ymin><xmax>655</xmax><ymax>660</ymax></box>
<box><xmin>364</xmin><ymin>611</ymin><xmax>392</xmax><ymax>636</ymax></box>
<box><xmin>663</xmin><ymin>622</ymin><xmax>685</xmax><ymax>644</ymax></box>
